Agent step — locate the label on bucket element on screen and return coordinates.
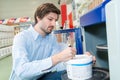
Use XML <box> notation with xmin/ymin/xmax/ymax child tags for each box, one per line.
<box><xmin>66</xmin><ymin>55</ymin><xmax>92</xmax><ymax>80</ymax></box>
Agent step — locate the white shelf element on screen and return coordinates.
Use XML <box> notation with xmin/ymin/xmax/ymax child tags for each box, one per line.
<box><xmin>96</xmin><ymin>44</ymin><xmax>108</xmax><ymax>50</ymax></box>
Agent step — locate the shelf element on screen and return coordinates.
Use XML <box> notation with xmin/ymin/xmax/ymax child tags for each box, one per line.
<box><xmin>96</xmin><ymin>44</ymin><xmax>108</xmax><ymax>52</ymax></box>
<box><xmin>80</xmin><ymin>0</ymin><xmax>111</xmax><ymax>27</ymax></box>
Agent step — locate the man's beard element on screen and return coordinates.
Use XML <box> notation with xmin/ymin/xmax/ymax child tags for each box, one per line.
<box><xmin>40</xmin><ymin>26</ymin><xmax>53</xmax><ymax>35</ymax></box>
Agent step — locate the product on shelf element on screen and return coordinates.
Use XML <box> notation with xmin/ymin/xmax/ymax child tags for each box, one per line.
<box><xmin>0</xmin><ymin>25</ymin><xmax>14</xmax><ymax>59</ymax></box>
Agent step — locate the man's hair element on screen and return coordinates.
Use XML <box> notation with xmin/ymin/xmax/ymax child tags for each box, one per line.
<box><xmin>34</xmin><ymin>3</ymin><xmax>60</xmax><ymax>24</ymax></box>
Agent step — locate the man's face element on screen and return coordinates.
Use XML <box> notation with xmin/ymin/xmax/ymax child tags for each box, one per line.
<box><xmin>38</xmin><ymin>12</ymin><xmax>58</xmax><ymax>35</ymax></box>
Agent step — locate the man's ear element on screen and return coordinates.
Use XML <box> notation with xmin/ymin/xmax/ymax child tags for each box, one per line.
<box><xmin>36</xmin><ymin>16</ymin><xmax>40</xmax><ymax>21</ymax></box>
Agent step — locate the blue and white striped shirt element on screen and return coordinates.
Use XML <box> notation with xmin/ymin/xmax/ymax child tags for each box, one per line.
<box><xmin>9</xmin><ymin>26</ymin><xmax>66</xmax><ymax>80</ymax></box>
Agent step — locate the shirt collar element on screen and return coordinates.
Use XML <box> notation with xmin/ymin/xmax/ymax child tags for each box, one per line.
<box><xmin>28</xmin><ymin>25</ymin><xmax>52</xmax><ymax>40</ymax></box>
<box><xmin>28</xmin><ymin>25</ymin><xmax>40</xmax><ymax>40</ymax></box>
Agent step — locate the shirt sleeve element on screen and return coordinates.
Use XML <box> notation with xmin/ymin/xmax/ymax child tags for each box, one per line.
<box><xmin>12</xmin><ymin>33</ymin><xmax>53</xmax><ymax>80</ymax></box>
<box><xmin>50</xmin><ymin>34</ymin><xmax>67</xmax><ymax>72</ymax></box>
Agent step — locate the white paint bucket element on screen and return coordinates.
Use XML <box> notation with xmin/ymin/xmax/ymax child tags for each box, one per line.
<box><xmin>66</xmin><ymin>55</ymin><xmax>93</xmax><ymax>80</ymax></box>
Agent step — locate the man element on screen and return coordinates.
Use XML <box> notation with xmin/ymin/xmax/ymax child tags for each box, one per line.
<box><xmin>9</xmin><ymin>3</ymin><xmax>76</xmax><ymax>80</ymax></box>
<box><xmin>9</xmin><ymin>3</ymin><xmax>95</xmax><ymax>80</ymax></box>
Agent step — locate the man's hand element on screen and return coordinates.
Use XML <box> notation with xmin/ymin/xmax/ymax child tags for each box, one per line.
<box><xmin>84</xmin><ymin>52</ymin><xmax>96</xmax><ymax>64</ymax></box>
<box><xmin>52</xmin><ymin>47</ymin><xmax>76</xmax><ymax>66</ymax></box>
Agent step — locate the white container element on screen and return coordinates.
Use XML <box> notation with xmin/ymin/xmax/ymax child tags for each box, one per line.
<box><xmin>66</xmin><ymin>55</ymin><xmax>93</xmax><ymax>80</ymax></box>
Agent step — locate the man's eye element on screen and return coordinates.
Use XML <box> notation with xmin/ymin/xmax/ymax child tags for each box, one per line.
<box><xmin>48</xmin><ymin>19</ymin><xmax>52</xmax><ymax>21</ymax></box>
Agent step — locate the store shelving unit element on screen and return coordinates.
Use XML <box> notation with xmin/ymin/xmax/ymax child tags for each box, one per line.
<box><xmin>0</xmin><ymin>25</ymin><xmax>14</xmax><ymax>59</ymax></box>
<box><xmin>105</xmin><ymin>0</ymin><xmax>120</xmax><ymax>79</ymax></box>
<box><xmin>80</xmin><ymin>0</ymin><xmax>111</xmax><ymax>26</ymax></box>
<box><xmin>80</xmin><ymin>0</ymin><xmax>111</xmax><ymax>69</ymax></box>
<box><xmin>80</xmin><ymin>0</ymin><xmax>111</xmax><ymax>27</ymax></box>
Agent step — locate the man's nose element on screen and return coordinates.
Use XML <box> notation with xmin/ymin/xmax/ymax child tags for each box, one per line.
<box><xmin>51</xmin><ymin>21</ymin><xmax>56</xmax><ymax>26</ymax></box>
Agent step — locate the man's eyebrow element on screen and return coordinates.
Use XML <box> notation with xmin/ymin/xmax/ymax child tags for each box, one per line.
<box><xmin>48</xmin><ymin>16</ymin><xmax>58</xmax><ymax>21</ymax></box>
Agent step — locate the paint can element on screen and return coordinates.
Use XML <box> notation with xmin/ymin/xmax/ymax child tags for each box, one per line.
<box><xmin>66</xmin><ymin>55</ymin><xmax>93</xmax><ymax>80</ymax></box>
